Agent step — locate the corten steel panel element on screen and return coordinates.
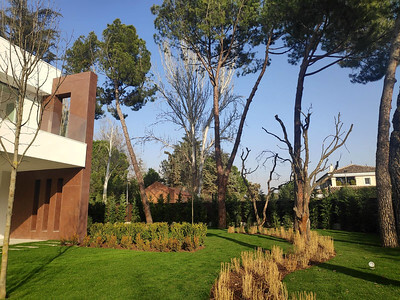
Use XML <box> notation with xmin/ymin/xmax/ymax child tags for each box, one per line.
<box><xmin>10</xmin><ymin>72</ymin><xmax>97</xmax><ymax>240</ymax></box>
<box><xmin>40</xmin><ymin>95</ymin><xmax>62</xmax><ymax>134</ymax></box>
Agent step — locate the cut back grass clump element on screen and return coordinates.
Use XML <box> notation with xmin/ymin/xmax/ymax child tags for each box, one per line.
<box><xmin>61</xmin><ymin>222</ymin><xmax>207</xmax><ymax>252</ymax></box>
<box><xmin>212</xmin><ymin>227</ymin><xmax>335</xmax><ymax>299</ymax></box>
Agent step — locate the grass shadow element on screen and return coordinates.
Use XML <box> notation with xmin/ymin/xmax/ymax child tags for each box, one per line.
<box><xmin>318</xmin><ymin>263</ymin><xmax>400</xmax><ymax>287</ymax></box>
<box><xmin>332</xmin><ymin>238</ymin><xmax>380</xmax><ymax>248</ymax></box>
<box><xmin>7</xmin><ymin>246</ymin><xmax>71</xmax><ymax>296</ymax></box>
<box><xmin>207</xmin><ymin>232</ymin><xmax>261</xmax><ymax>250</ymax></box>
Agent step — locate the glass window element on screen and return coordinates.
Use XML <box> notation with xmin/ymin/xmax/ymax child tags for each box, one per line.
<box><xmin>0</xmin><ymin>82</ymin><xmax>17</xmax><ymax>122</ymax></box>
<box><xmin>365</xmin><ymin>178</ymin><xmax>371</xmax><ymax>185</ymax></box>
<box><xmin>59</xmin><ymin>97</ymin><xmax>71</xmax><ymax>137</ymax></box>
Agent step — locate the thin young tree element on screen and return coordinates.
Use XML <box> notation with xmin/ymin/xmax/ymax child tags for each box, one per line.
<box><xmin>241</xmin><ymin>148</ymin><xmax>279</xmax><ymax>227</ymax></box>
<box><xmin>0</xmin><ymin>0</ymin><xmax>63</xmax><ymax>297</ymax></box>
<box><xmin>264</xmin><ymin>112</ymin><xmax>352</xmax><ymax>238</ymax></box>
<box><xmin>153</xmin><ymin>0</ymin><xmax>278</xmax><ymax>228</ymax></box>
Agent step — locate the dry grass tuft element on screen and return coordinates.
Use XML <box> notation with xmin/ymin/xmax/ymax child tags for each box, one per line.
<box><xmin>248</xmin><ymin>226</ymin><xmax>258</xmax><ymax>235</ymax></box>
<box><xmin>212</xmin><ymin>227</ymin><xmax>335</xmax><ymax>299</ymax></box>
<box><xmin>290</xmin><ymin>291</ymin><xmax>316</xmax><ymax>300</ymax></box>
<box><xmin>228</xmin><ymin>226</ymin><xmax>235</xmax><ymax>234</ymax></box>
<box><xmin>271</xmin><ymin>245</ymin><xmax>284</xmax><ymax>265</ymax></box>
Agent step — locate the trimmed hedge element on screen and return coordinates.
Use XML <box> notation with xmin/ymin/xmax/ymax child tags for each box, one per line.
<box><xmin>84</xmin><ymin>222</ymin><xmax>207</xmax><ymax>252</ymax></box>
<box><xmin>88</xmin><ymin>187</ymin><xmax>378</xmax><ymax>233</ymax></box>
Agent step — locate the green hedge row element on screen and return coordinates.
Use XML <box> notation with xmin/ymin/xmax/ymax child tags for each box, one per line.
<box><xmin>86</xmin><ymin>222</ymin><xmax>207</xmax><ymax>251</ymax></box>
<box><xmin>88</xmin><ymin>187</ymin><xmax>377</xmax><ymax>233</ymax></box>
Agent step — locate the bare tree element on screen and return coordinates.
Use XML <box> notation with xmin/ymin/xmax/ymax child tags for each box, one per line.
<box><xmin>151</xmin><ymin>42</ymin><xmax>240</xmax><ymax>223</ymax></box>
<box><xmin>96</xmin><ymin>118</ymin><xmax>125</xmax><ymax>204</ymax></box>
<box><xmin>241</xmin><ymin>148</ymin><xmax>280</xmax><ymax>227</ymax></box>
<box><xmin>0</xmin><ymin>0</ymin><xmax>64</xmax><ymax>297</ymax></box>
<box><xmin>264</xmin><ymin>112</ymin><xmax>352</xmax><ymax>238</ymax></box>
<box><xmin>153</xmin><ymin>0</ymin><xmax>280</xmax><ymax>228</ymax></box>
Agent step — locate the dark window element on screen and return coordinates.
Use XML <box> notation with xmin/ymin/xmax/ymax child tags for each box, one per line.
<box><xmin>365</xmin><ymin>178</ymin><xmax>371</xmax><ymax>185</ymax></box>
<box><xmin>42</xmin><ymin>179</ymin><xmax>52</xmax><ymax>231</ymax></box>
<box><xmin>31</xmin><ymin>180</ymin><xmax>41</xmax><ymax>231</ymax></box>
<box><xmin>53</xmin><ymin>178</ymin><xmax>63</xmax><ymax>231</ymax></box>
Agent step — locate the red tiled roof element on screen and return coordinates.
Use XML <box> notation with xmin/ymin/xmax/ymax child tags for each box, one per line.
<box><xmin>335</xmin><ymin>164</ymin><xmax>375</xmax><ymax>174</ymax></box>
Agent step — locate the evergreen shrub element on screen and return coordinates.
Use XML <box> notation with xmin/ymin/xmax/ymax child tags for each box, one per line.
<box><xmin>86</xmin><ymin>222</ymin><xmax>207</xmax><ymax>252</ymax></box>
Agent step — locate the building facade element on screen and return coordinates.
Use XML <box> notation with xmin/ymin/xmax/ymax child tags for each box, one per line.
<box><xmin>0</xmin><ymin>37</ymin><xmax>97</xmax><ymax>240</ymax></box>
<box><xmin>317</xmin><ymin>164</ymin><xmax>376</xmax><ymax>189</ymax></box>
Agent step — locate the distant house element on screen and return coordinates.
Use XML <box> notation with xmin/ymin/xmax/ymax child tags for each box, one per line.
<box><xmin>145</xmin><ymin>182</ymin><xmax>191</xmax><ymax>203</ymax></box>
<box><xmin>317</xmin><ymin>164</ymin><xmax>376</xmax><ymax>189</ymax></box>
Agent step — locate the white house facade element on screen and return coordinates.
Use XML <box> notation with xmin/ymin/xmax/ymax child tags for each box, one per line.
<box><xmin>317</xmin><ymin>164</ymin><xmax>376</xmax><ymax>189</ymax></box>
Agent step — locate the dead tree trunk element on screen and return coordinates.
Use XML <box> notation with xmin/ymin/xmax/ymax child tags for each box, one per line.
<box><xmin>293</xmin><ymin>59</ymin><xmax>308</xmax><ymax>233</ymax></box>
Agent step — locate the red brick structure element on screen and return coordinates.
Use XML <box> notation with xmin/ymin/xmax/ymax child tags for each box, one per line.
<box><xmin>145</xmin><ymin>181</ymin><xmax>191</xmax><ymax>203</ymax></box>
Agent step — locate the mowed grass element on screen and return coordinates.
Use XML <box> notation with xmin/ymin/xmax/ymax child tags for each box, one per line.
<box><xmin>1</xmin><ymin>229</ymin><xmax>399</xmax><ymax>299</ymax></box>
<box><xmin>3</xmin><ymin>229</ymin><xmax>290</xmax><ymax>299</ymax></box>
<box><xmin>284</xmin><ymin>230</ymin><xmax>400</xmax><ymax>299</ymax></box>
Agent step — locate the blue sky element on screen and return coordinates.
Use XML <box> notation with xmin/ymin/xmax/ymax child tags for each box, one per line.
<box><xmin>56</xmin><ymin>1</ymin><xmax>391</xmax><ymax>190</ymax></box>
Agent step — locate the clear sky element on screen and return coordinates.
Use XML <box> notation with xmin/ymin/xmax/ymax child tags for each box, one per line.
<box><xmin>56</xmin><ymin>0</ymin><xmax>392</xmax><ymax>191</ymax></box>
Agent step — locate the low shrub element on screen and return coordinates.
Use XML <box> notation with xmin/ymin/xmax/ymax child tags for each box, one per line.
<box><xmin>59</xmin><ymin>233</ymin><xmax>80</xmax><ymax>246</ymax></box>
<box><xmin>120</xmin><ymin>236</ymin><xmax>133</xmax><ymax>249</ymax></box>
<box><xmin>81</xmin><ymin>235</ymin><xmax>91</xmax><ymax>247</ymax></box>
<box><xmin>106</xmin><ymin>235</ymin><xmax>118</xmax><ymax>249</ymax></box>
<box><xmin>84</xmin><ymin>222</ymin><xmax>207</xmax><ymax>252</ymax></box>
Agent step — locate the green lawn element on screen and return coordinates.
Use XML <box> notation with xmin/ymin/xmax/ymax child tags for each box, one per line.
<box><xmin>284</xmin><ymin>230</ymin><xmax>400</xmax><ymax>299</ymax></box>
<box><xmin>1</xmin><ymin>229</ymin><xmax>399</xmax><ymax>299</ymax></box>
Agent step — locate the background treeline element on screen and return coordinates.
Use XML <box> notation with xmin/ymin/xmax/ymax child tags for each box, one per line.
<box><xmin>89</xmin><ymin>186</ymin><xmax>378</xmax><ymax>233</ymax></box>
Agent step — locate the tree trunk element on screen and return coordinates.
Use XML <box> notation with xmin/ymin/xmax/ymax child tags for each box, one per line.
<box><xmin>190</xmin><ymin>127</ymin><xmax>196</xmax><ymax>224</ymax></box>
<box><xmin>217</xmin><ymin>173</ymin><xmax>228</xmax><ymax>229</ymax></box>
<box><xmin>293</xmin><ymin>59</ymin><xmax>308</xmax><ymax>233</ymax></box>
<box><xmin>389</xmin><ymin>88</ymin><xmax>400</xmax><ymax>239</ymax></box>
<box><xmin>376</xmin><ymin>17</ymin><xmax>400</xmax><ymax>248</ymax></box>
<box><xmin>115</xmin><ymin>97</ymin><xmax>153</xmax><ymax>224</ymax></box>
<box><xmin>197</xmin><ymin>125</ymin><xmax>209</xmax><ymax>197</ymax></box>
<box><xmin>0</xmin><ymin>165</ymin><xmax>17</xmax><ymax>299</ymax></box>
<box><xmin>212</xmin><ymin>78</ymin><xmax>227</xmax><ymax>228</ymax></box>
<box><xmin>102</xmin><ymin>126</ymin><xmax>114</xmax><ymax>204</ymax></box>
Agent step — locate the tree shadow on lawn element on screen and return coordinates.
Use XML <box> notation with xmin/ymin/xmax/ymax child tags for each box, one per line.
<box><xmin>7</xmin><ymin>246</ymin><xmax>71</xmax><ymax>296</ymax></box>
<box><xmin>322</xmin><ymin>230</ymin><xmax>381</xmax><ymax>248</ymax></box>
<box><xmin>318</xmin><ymin>263</ymin><xmax>400</xmax><ymax>287</ymax></box>
<box><xmin>207</xmin><ymin>232</ymin><xmax>288</xmax><ymax>251</ymax></box>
